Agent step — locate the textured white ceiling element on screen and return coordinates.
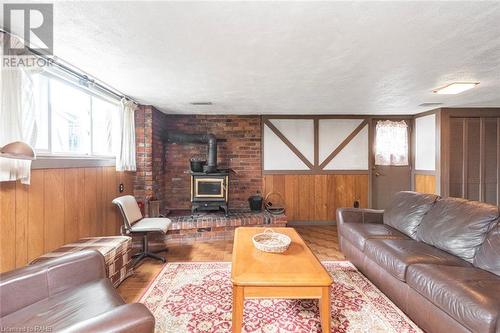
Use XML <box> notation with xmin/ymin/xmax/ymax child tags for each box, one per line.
<box><xmin>4</xmin><ymin>1</ymin><xmax>500</xmax><ymax>114</ymax></box>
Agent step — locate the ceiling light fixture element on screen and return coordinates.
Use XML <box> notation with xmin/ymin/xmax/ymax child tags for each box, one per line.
<box><xmin>433</xmin><ymin>82</ymin><xmax>479</xmax><ymax>95</ymax></box>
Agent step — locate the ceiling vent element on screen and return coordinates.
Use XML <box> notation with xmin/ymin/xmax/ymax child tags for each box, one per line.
<box><xmin>190</xmin><ymin>102</ymin><xmax>213</xmax><ymax>105</ymax></box>
<box><xmin>419</xmin><ymin>102</ymin><xmax>443</xmax><ymax>107</ymax></box>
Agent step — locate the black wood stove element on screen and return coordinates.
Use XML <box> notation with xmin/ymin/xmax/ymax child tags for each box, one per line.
<box><xmin>165</xmin><ymin>131</ymin><xmax>230</xmax><ymax>217</ymax></box>
<box><xmin>190</xmin><ymin>170</ymin><xmax>229</xmax><ymax>216</ymax></box>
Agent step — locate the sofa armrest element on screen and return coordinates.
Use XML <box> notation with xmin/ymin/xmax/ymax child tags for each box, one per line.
<box><xmin>46</xmin><ymin>250</ymin><xmax>107</xmax><ymax>295</ymax></box>
<box><xmin>61</xmin><ymin>303</ymin><xmax>155</xmax><ymax>333</ymax></box>
<box><xmin>0</xmin><ymin>250</ymin><xmax>106</xmax><ymax>317</ymax></box>
<box><xmin>336</xmin><ymin>208</ymin><xmax>384</xmax><ymax>227</ymax></box>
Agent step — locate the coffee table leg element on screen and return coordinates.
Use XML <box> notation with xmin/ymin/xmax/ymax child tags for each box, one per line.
<box><xmin>232</xmin><ymin>285</ymin><xmax>244</xmax><ymax>333</ymax></box>
<box><xmin>319</xmin><ymin>286</ymin><xmax>331</xmax><ymax>333</ymax></box>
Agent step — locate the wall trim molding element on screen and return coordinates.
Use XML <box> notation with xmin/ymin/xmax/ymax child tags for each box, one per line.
<box><xmin>32</xmin><ymin>157</ymin><xmax>115</xmax><ymax>169</ymax></box>
<box><xmin>262</xmin><ymin>170</ymin><xmax>369</xmax><ymax>175</ymax></box>
<box><xmin>414</xmin><ymin>169</ymin><xmax>436</xmax><ymax>175</ymax></box>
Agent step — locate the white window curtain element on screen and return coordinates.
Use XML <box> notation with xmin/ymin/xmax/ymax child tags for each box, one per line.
<box><xmin>374</xmin><ymin>120</ymin><xmax>409</xmax><ymax>166</ymax></box>
<box><xmin>116</xmin><ymin>98</ymin><xmax>137</xmax><ymax>171</ymax></box>
<box><xmin>0</xmin><ymin>34</ymin><xmax>38</xmax><ymax>184</ymax></box>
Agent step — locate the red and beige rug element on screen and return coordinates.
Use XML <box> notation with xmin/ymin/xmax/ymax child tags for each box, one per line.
<box><xmin>139</xmin><ymin>261</ymin><xmax>422</xmax><ymax>333</ymax></box>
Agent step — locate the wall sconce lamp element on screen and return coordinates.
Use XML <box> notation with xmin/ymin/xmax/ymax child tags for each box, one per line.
<box><xmin>0</xmin><ymin>141</ymin><xmax>36</xmax><ymax>160</ymax></box>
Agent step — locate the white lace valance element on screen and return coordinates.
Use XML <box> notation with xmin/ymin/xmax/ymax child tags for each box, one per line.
<box><xmin>374</xmin><ymin>120</ymin><xmax>409</xmax><ymax>166</ymax></box>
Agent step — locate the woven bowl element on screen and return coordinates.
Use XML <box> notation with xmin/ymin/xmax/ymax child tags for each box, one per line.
<box><xmin>252</xmin><ymin>228</ymin><xmax>291</xmax><ymax>253</ymax></box>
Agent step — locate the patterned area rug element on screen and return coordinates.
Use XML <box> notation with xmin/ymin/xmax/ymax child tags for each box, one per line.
<box><xmin>139</xmin><ymin>261</ymin><xmax>422</xmax><ymax>333</ymax></box>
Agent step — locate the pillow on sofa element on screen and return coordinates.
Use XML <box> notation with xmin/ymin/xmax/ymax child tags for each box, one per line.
<box><xmin>416</xmin><ymin>197</ymin><xmax>500</xmax><ymax>262</ymax></box>
<box><xmin>473</xmin><ymin>221</ymin><xmax>500</xmax><ymax>276</ymax></box>
<box><xmin>383</xmin><ymin>191</ymin><xmax>439</xmax><ymax>239</ymax></box>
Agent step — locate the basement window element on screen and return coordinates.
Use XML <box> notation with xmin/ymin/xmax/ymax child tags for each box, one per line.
<box><xmin>374</xmin><ymin>120</ymin><xmax>409</xmax><ymax>166</ymax></box>
<box><xmin>32</xmin><ymin>73</ymin><xmax>120</xmax><ymax>159</ymax></box>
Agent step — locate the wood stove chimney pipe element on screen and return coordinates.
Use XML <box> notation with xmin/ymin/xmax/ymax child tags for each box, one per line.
<box><xmin>164</xmin><ymin>132</ymin><xmax>218</xmax><ymax>173</ymax></box>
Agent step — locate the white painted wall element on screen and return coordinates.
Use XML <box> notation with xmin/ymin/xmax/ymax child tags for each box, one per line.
<box><xmin>263</xmin><ymin>125</ymin><xmax>309</xmax><ymax>170</ymax></box>
<box><xmin>415</xmin><ymin>114</ymin><xmax>436</xmax><ymax>171</ymax></box>
<box><xmin>263</xmin><ymin>118</ymin><xmax>369</xmax><ymax>171</ymax></box>
<box><xmin>270</xmin><ymin>119</ymin><xmax>314</xmax><ymax>164</ymax></box>
<box><xmin>325</xmin><ymin>125</ymin><xmax>369</xmax><ymax>170</ymax></box>
<box><xmin>318</xmin><ymin>119</ymin><xmax>363</xmax><ymax>164</ymax></box>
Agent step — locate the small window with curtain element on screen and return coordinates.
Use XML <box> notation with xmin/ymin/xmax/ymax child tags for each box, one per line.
<box><xmin>374</xmin><ymin>120</ymin><xmax>409</xmax><ymax>166</ymax></box>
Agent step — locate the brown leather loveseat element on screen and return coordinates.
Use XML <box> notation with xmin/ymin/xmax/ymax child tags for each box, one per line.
<box><xmin>337</xmin><ymin>191</ymin><xmax>500</xmax><ymax>333</ymax></box>
<box><xmin>0</xmin><ymin>250</ymin><xmax>154</xmax><ymax>332</ymax></box>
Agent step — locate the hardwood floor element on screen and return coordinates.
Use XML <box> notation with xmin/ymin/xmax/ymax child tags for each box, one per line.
<box><xmin>117</xmin><ymin>225</ymin><xmax>344</xmax><ymax>303</ymax></box>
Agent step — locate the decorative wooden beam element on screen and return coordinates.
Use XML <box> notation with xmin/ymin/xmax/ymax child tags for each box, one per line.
<box><xmin>497</xmin><ymin>118</ymin><xmax>500</xmax><ymax>206</ymax></box>
<box><xmin>264</xmin><ymin>119</ymin><xmax>314</xmax><ymax>170</ymax></box>
<box><xmin>462</xmin><ymin>119</ymin><xmax>468</xmax><ymax>198</ymax></box>
<box><xmin>314</xmin><ymin>118</ymin><xmax>319</xmax><ymax>167</ymax></box>
<box><xmin>319</xmin><ymin>120</ymin><xmax>368</xmax><ymax>170</ymax></box>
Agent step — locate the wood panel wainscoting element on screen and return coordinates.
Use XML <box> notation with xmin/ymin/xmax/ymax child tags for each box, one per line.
<box><xmin>414</xmin><ymin>174</ymin><xmax>437</xmax><ymax>194</ymax></box>
<box><xmin>263</xmin><ymin>174</ymin><xmax>368</xmax><ymax>222</ymax></box>
<box><xmin>0</xmin><ymin>167</ymin><xmax>135</xmax><ymax>273</ymax></box>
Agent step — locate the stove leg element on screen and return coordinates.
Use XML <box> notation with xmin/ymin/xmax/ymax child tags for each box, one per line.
<box><xmin>222</xmin><ymin>204</ymin><xmax>229</xmax><ymax>217</ymax></box>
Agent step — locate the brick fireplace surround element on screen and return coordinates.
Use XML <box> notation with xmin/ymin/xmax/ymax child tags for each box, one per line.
<box><xmin>133</xmin><ymin>106</ymin><xmax>285</xmax><ymax>244</ymax></box>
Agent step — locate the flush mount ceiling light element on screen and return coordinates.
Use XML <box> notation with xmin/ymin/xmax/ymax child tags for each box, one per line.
<box><xmin>433</xmin><ymin>82</ymin><xmax>479</xmax><ymax>95</ymax></box>
<box><xmin>190</xmin><ymin>102</ymin><xmax>213</xmax><ymax>105</ymax></box>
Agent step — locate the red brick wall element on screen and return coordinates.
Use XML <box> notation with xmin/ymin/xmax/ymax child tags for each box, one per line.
<box><xmin>134</xmin><ymin>105</ymin><xmax>153</xmax><ymax>205</ymax></box>
<box><xmin>162</xmin><ymin>115</ymin><xmax>262</xmax><ymax>210</ymax></box>
<box><xmin>152</xmin><ymin>109</ymin><xmax>168</xmax><ymax>207</ymax></box>
<box><xmin>134</xmin><ymin>105</ymin><xmax>169</xmax><ymax>215</ymax></box>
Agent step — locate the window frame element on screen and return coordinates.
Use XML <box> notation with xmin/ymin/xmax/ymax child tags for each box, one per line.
<box><xmin>33</xmin><ymin>71</ymin><xmax>121</xmax><ymax>160</ymax></box>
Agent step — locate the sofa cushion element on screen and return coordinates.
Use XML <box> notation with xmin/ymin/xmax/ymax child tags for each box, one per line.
<box><xmin>416</xmin><ymin>197</ymin><xmax>499</xmax><ymax>262</ymax></box>
<box><xmin>364</xmin><ymin>239</ymin><xmax>469</xmax><ymax>281</ymax></box>
<box><xmin>407</xmin><ymin>264</ymin><xmax>500</xmax><ymax>333</ymax></box>
<box><xmin>474</xmin><ymin>221</ymin><xmax>500</xmax><ymax>276</ymax></box>
<box><xmin>340</xmin><ymin>223</ymin><xmax>410</xmax><ymax>251</ymax></box>
<box><xmin>0</xmin><ymin>279</ymin><xmax>124</xmax><ymax>331</ymax></box>
<box><xmin>383</xmin><ymin>191</ymin><xmax>439</xmax><ymax>239</ymax></box>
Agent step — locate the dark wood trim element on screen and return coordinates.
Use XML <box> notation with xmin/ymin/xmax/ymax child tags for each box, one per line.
<box><xmin>414</xmin><ymin>170</ymin><xmax>436</xmax><ymax>175</ymax></box>
<box><xmin>497</xmin><ymin>118</ymin><xmax>500</xmax><ymax>206</ymax></box>
<box><xmin>367</xmin><ymin>117</ymin><xmax>374</xmax><ymax>208</ymax></box>
<box><xmin>435</xmin><ymin>110</ymin><xmax>442</xmax><ymax>196</ymax></box>
<box><xmin>260</xmin><ymin>116</ymin><xmax>265</xmax><ymax>178</ymax></box>
<box><xmin>441</xmin><ymin>108</ymin><xmax>500</xmax><ymax>118</ymax></box>
<box><xmin>262</xmin><ymin>114</ymin><xmax>412</xmax><ymax>121</ymax></box>
<box><xmin>411</xmin><ymin>116</ymin><xmax>416</xmax><ymax>191</ymax></box>
<box><xmin>409</xmin><ymin>118</ymin><xmax>415</xmax><ymax>189</ymax></box>
<box><xmin>318</xmin><ymin>120</ymin><xmax>368</xmax><ymax>170</ymax></box>
<box><xmin>263</xmin><ymin>119</ymin><xmax>314</xmax><ymax>169</ymax></box>
<box><xmin>314</xmin><ymin>118</ymin><xmax>319</xmax><ymax>168</ymax></box>
<box><xmin>462</xmin><ymin>118</ymin><xmax>468</xmax><ymax>198</ymax></box>
<box><xmin>262</xmin><ymin>169</ymin><xmax>369</xmax><ymax>175</ymax></box>
<box><xmin>479</xmin><ymin>118</ymin><xmax>486</xmax><ymax>202</ymax></box>
<box><xmin>439</xmin><ymin>110</ymin><xmax>450</xmax><ymax>197</ymax></box>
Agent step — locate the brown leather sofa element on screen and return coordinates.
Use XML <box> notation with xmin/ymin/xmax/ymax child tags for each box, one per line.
<box><xmin>337</xmin><ymin>191</ymin><xmax>500</xmax><ymax>333</ymax></box>
<box><xmin>0</xmin><ymin>250</ymin><xmax>154</xmax><ymax>333</ymax></box>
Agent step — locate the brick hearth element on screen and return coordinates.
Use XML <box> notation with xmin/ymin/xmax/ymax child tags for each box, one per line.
<box><xmin>165</xmin><ymin>211</ymin><xmax>287</xmax><ymax>245</ymax></box>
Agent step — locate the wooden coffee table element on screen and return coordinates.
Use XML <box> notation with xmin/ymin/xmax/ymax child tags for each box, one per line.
<box><xmin>231</xmin><ymin>227</ymin><xmax>333</xmax><ymax>333</ymax></box>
